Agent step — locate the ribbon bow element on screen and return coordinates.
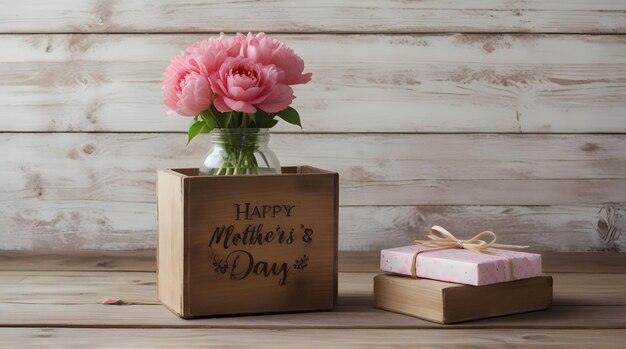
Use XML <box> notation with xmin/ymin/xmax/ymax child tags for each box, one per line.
<box><xmin>409</xmin><ymin>226</ymin><xmax>529</xmax><ymax>279</ymax></box>
<box><xmin>413</xmin><ymin>225</ymin><xmax>529</xmax><ymax>254</ymax></box>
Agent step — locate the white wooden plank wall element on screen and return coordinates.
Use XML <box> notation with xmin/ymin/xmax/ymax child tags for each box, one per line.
<box><xmin>0</xmin><ymin>1</ymin><xmax>624</xmax><ymax>251</ymax></box>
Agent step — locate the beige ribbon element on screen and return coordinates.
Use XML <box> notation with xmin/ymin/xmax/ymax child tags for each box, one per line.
<box><xmin>410</xmin><ymin>225</ymin><xmax>529</xmax><ymax>279</ymax></box>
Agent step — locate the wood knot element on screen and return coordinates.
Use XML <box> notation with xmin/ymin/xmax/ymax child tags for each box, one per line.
<box><xmin>96</xmin><ymin>260</ymin><xmax>112</xmax><ymax>268</ymax></box>
<box><xmin>594</xmin><ymin>203</ymin><xmax>622</xmax><ymax>251</ymax></box>
<box><xmin>82</xmin><ymin>143</ymin><xmax>96</xmax><ymax>155</ymax></box>
<box><xmin>580</xmin><ymin>142</ymin><xmax>603</xmax><ymax>152</ymax></box>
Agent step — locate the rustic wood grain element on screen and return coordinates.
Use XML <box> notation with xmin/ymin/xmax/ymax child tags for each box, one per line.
<box><xmin>340</xmin><ymin>205</ymin><xmax>625</xmax><ymax>252</ymax></box>
<box><xmin>0</xmin><ymin>302</ymin><xmax>623</xmax><ymax>329</ymax></box>
<box><xmin>0</xmin><ymin>256</ymin><xmax>624</xmax><ymax>347</ymax></box>
<box><xmin>2</xmin><ymin>328</ymin><xmax>625</xmax><ymax>348</ymax></box>
<box><xmin>0</xmin><ymin>1</ymin><xmax>624</xmax><ymax>34</ymax></box>
<box><xmin>0</xmin><ymin>250</ymin><xmax>157</xmax><ymax>271</ymax></box>
<box><xmin>4</xmin><ymin>201</ymin><xmax>621</xmax><ymax>251</ymax></box>
<box><xmin>155</xmin><ymin>170</ymin><xmax>184</xmax><ymax>316</ymax></box>
<box><xmin>1</xmin><ymin>251</ymin><xmax>625</xmax><ymax>273</ymax></box>
<box><xmin>1</xmin><ymin>133</ymin><xmax>623</xmax><ymax>190</ymax></box>
<box><xmin>2</xmin><ymin>201</ymin><xmax>625</xmax><ymax>251</ymax></box>
<box><xmin>1</xmin><ymin>34</ymin><xmax>625</xmax><ymax>133</ymax></box>
<box><xmin>1</xmin><ymin>271</ymin><xmax>623</xmax><ymax>306</ymax></box>
<box><xmin>1</xmin><ymin>132</ymin><xmax>623</xmax><ymax>250</ymax></box>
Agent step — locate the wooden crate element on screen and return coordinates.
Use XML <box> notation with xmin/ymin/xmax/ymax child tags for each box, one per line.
<box><xmin>156</xmin><ymin>166</ymin><xmax>339</xmax><ymax>318</ymax></box>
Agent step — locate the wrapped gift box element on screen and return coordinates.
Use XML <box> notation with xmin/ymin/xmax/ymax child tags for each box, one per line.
<box><xmin>380</xmin><ymin>245</ymin><xmax>542</xmax><ymax>286</ymax></box>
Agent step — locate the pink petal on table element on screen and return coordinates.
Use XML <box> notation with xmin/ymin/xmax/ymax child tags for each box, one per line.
<box><xmin>101</xmin><ymin>298</ymin><xmax>127</xmax><ymax>305</ymax></box>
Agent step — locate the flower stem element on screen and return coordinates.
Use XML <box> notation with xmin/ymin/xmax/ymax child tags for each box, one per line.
<box><xmin>202</xmin><ymin>109</ymin><xmax>222</xmax><ymax>129</ymax></box>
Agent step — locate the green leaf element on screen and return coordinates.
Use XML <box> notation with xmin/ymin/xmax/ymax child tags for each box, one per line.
<box><xmin>275</xmin><ymin>107</ymin><xmax>302</xmax><ymax>128</ymax></box>
<box><xmin>187</xmin><ymin>119</ymin><xmax>210</xmax><ymax>145</ymax></box>
<box><xmin>254</xmin><ymin>110</ymin><xmax>270</xmax><ymax>128</ymax></box>
<box><xmin>266</xmin><ymin>118</ymin><xmax>279</xmax><ymax>128</ymax></box>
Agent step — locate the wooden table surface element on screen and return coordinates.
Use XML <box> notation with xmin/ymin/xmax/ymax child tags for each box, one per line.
<box><xmin>0</xmin><ymin>251</ymin><xmax>625</xmax><ymax>348</ymax></box>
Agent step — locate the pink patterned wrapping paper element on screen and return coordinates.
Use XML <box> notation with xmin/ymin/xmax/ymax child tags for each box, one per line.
<box><xmin>380</xmin><ymin>245</ymin><xmax>542</xmax><ymax>286</ymax></box>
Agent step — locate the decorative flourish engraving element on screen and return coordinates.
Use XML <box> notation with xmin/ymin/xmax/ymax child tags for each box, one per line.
<box><xmin>293</xmin><ymin>254</ymin><xmax>310</xmax><ymax>271</ymax></box>
<box><xmin>213</xmin><ymin>256</ymin><xmax>228</xmax><ymax>274</ymax></box>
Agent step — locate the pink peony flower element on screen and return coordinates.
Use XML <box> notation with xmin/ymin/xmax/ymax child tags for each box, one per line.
<box><xmin>162</xmin><ymin>35</ymin><xmax>234</xmax><ymax>116</ymax></box>
<box><xmin>237</xmin><ymin>32</ymin><xmax>312</xmax><ymax>85</ymax></box>
<box><xmin>162</xmin><ymin>55</ymin><xmax>211</xmax><ymax>116</ymax></box>
<box><xmin>210</xmin><ymin>57</ymin><xmax>294</xmax><ymax>113</ymax></box>
<box><xmin>162</xmin><ymin>32</ymin><xmax>310</xmax><ymax>117</ymax></box>
<box><xmin>187</xmin><ymin>35</ymin><xmax>241</xmax><ymax>74</ymax></box>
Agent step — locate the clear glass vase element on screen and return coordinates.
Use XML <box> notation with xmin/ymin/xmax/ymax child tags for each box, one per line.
<box><xmin>199</xmin><ymin>128</ymin><xmax>281</xmax><ymax>176</ymax></box>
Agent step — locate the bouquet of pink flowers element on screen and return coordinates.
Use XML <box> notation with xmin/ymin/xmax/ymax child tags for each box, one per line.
<box><xmin>162</xmin><ymin>32</ymin><xmax>311</xmax><ymax>144</ymax></box>
<box><xmin>162</xmin><ymin>33</ymin><xmax>311</xmax><ymax>175</ymax></box>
